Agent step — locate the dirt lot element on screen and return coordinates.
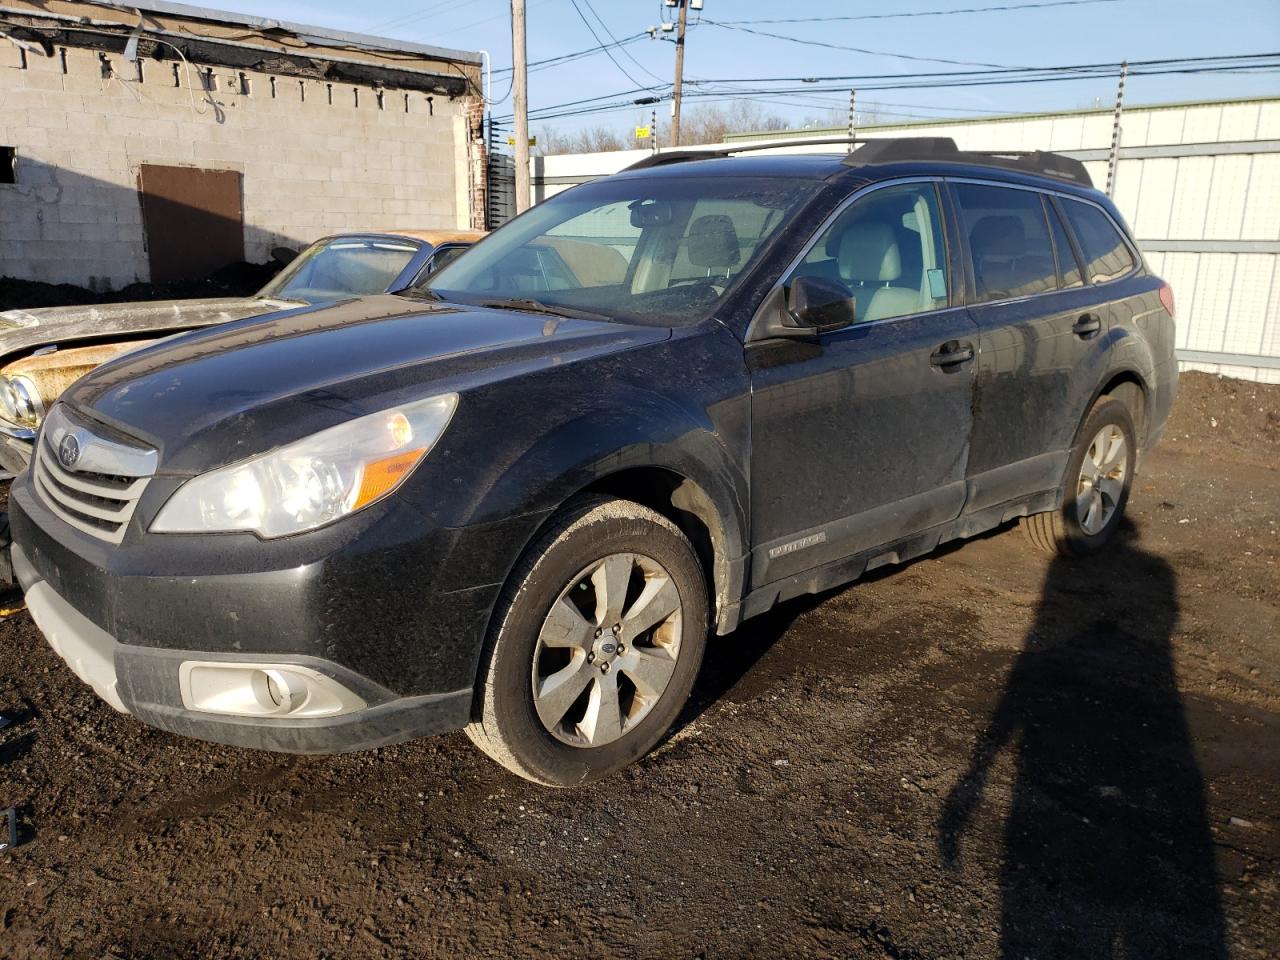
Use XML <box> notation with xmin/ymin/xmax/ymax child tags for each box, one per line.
<box><xmin>0</xmin><ymin>371</ymin><xmax>1276</xmax><ymax>959</ymax></box>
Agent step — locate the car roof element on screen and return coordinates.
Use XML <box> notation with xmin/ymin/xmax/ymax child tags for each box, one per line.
<box><xmin>323</xmin><ymin>229</ymin><xmax>486</xmax><ymax>246</ymax></box>
<box><xmin>381</xmin><ymin>229</ymin><xmax>487</xmax><ymax>245</ymax></box>
<box><xmin>611</xmin><ymin>151</ymin><xmax>1104</xmax><ymax>201</ymax></box>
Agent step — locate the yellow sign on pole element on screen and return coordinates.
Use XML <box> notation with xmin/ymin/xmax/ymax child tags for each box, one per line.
<box><xmin>635</xmin><ymin>126</ymin><xmax>651</xmax><ymax>140</ymax></box>
<box><xmin>506</xmin><ymin>136</ymin><xmax>537</xmax><ymax>147</ymax></box>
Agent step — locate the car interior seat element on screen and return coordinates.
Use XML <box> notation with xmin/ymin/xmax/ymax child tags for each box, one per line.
<box><xmin>837</xmin><ymin>222</ymin><xmax>922</xmax><ymax>323</ymax></box>
<box><xmin>685</xmin><ymin>214</ymin><xmax>742</xmax><ymax>279</ymax></box>
<box><xmin>970</xmin><ymin>215</ymin><xmax>1055</xmax><ymax>300</ymax></box>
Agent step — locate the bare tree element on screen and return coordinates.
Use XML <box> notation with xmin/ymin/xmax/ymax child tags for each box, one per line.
<box><xmin>534</xmin><ymin>101</ymin><xmax>802</xmax><ymax>155</ymax></box>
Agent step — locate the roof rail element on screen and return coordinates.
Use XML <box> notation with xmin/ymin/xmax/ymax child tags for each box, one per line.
<box><xmin>621</xmin><ymin>135</ymin><xmax>1092</xmax><ymax>187</ymax></box>
<box><xmin>622</xmin><ymin>136</ymin><xmax>860</xmax><ymax>171</ymax></box>
<box><xmin>844</xmin><ymin>137</ymin><xmax>1093</xmax><ymax>187</ymax></box>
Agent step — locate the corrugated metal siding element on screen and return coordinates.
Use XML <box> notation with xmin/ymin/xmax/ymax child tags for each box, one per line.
<box><xmin>534</xmin><ymin>98</ymin><xmax>1280</xmax><ymax>382</ymax></box>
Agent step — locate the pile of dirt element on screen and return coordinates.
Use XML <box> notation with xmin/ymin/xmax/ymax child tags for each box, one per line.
<box><xmin>0</xmin><ymin>261</ymin><xmax>282</xmax><ymax>312</ymax></box>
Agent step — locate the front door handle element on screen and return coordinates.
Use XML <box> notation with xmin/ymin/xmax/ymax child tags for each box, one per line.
<box><xmin>930</xmin><ymin>340</ymin><xmax>975</xmax><ymax>367</ymax></box>
<box><xmin>1073</xmin><ymin>313</ymin><xmax>1103</xmax><ymax>338</ymax></box>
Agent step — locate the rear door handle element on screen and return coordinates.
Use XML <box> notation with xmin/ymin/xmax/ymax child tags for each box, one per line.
<box><xmin>930</xmin><ymin>341</ymin><xmax>975</xmax><ymax>367</ymax></box>
<box><xmin>1073</xmin><ymin>313</ymin><xmax>1103</xmax><ymax>338</ymax></box>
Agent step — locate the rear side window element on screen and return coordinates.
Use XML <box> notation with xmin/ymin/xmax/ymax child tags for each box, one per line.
<box><xmin>1060</xmin><ymin>198</ymin><xmax>1136</xmax><ymax>284</ymax></box>
<box><xmin>954</xmin><ymin>183</ymin><xmax>1057</xmax><ymax>303</ymax></box>
<box><xmin>1047</xmin><ymin>201</ymin><xmax>1084</xmax><ymax>289</ymax></box>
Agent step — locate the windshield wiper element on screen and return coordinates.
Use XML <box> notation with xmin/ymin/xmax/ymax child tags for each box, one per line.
<box><xmin>473</xmin><ymin>297</ymin><xmax>609</xmax><ymax>322</ymax></box>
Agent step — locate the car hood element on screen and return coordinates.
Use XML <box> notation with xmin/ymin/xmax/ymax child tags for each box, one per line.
<box><xmin>0</xmin><ymin>297</ymin><xmax>301</xmax><ymax>361</ymax></box>
<box><xmin>62</xmin><ymin>295</ymin><xmax>671</xmax><ymax>474</ymax></box>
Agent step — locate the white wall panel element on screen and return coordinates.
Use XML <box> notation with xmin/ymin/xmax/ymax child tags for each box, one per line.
<box><xmin>1180</xmin><ymin>105</ymin><xmax>1223</xmax><ymax>143</ymax></box>
<box><xmin>1166</xmin><ymin>156</ymin><xmax>1214</xmax><ymax>239</ymax></box>
<box><xmin>1185</xmin><ymin>255</ymin><xmax>1237</xmax><ymax>351</ymax></box>
<box><xmin>1261</xmin><ymin>260</ymin><xmax>1280</xmax><ymax>357</ymax></box>
<box><xmin>1203</xmin><ymin>155</ymin><xmax>1252</xmax><ymax>240</ymax></box>
<box><xmin>1218</xmin><ymin>102</ymin><xmax>1262</xmax><ymax>141</ymax></box>
<box><xmin>1160</xmin><ymin>252</ymin><xmax>1201</xmax><ymax>349</ymax></box>
<box><xmin>1220</xmin><ymin>254</ymin><xmax>1275</xmax><ymax>354</ymax></box>
<box><xmin>1146</xmin><ymin>108</ymin><xmax>1186</xmax><ymax>145</ymax></box>
<box><xmin>1134</xmin><ymin>158</ymin><xmax>1178</xmax><ymax>238</ymax></box>
<box><xmin>1240</xmin><ymin>153</ymin><xmax>1280</xmax><ymax>240</ymax></box>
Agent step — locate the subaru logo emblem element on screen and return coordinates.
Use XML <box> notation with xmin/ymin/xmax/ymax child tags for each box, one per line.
<box><xmin>58</xmin><ymin>434</ymin><xmax>81</xmax><ymax>469</ymax></box>
<box><xmin>600</xmin><ymin>641</ymin><xmax>616</xmax><ymax>655</ymax></box>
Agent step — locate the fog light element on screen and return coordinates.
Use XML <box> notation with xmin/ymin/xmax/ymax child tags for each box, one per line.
<box><xmin>179</xmin><ymin>661</ymin><xmax>366</xmax><ymax>719</ymax></box>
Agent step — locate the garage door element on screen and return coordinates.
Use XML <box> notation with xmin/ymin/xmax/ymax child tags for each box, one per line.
<box><xmin>137</xmin><ymin>164</ymin><xmax>244</xmax><ymax>283</ymax></box>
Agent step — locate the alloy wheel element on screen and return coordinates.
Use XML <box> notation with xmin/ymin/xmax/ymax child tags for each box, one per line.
<box><xmin>531</xmin><ymin>552</ymin><xmax>683</xmax><ymax>747</ymax></box>
<box><xmin>1076</xmin><ymin>424</ymin><xmax>1128</xmax><ymax>535</ymax></box>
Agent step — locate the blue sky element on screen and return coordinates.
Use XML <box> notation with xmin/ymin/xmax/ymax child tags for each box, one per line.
<box><xmin>218</xmin><ymin>0</ymin><xmax>1279</xmax><ymax>134</ymax></box>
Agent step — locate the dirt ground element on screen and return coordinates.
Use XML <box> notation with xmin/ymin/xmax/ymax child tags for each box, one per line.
<box><xmin>0</xmin><ymin>371</ymin><xmax>1276</xmax><ymax>960</ymax></box>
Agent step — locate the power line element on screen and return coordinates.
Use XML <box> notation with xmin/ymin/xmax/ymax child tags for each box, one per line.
<box><xmin>492</xmin><ymin>33</ymin><xmax>649</xmax><ymax>75</ymax></box>
<box><xmin>505</xmin><ymin>53</ymin><xmax>1280</xmax><ymax>123</ymax></box>
<box><xmin>713</xmin><ymin>0</ymin><xmax>1121</xmax><ymax>26</ymax></box>
<box><xmin>564</xmin><ymin>0</ymin><xmax>652</xmax><ymax>90</ymax></box>
<box><xmin>579</xmin><ymin>0</ymin><xmax>666</xmax><ymax>84</ymax></box>
<box><xmin>701</xmin><ymin>20</ymin><xmax>1033</xmax><ymax>70</ymax></box>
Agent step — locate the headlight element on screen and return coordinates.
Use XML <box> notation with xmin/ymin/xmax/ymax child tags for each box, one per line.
<box><xmin>151</xmin><ymin>394</ymin><xmax>458</xmax><ymax>538</ymax></box>
<box><xmin>0</xmin><ymin>375</ymin><xmax>45</xmax><ymax>428</ymax></box>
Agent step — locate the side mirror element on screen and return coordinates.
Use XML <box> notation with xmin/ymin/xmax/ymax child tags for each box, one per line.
<box><xmin>786</xmin><ymin>275</ymin><xmax>857</xmax><ymax>334</ymax></box>
<box><xmin>271</xmin><ymin>246</ymin><xmax>299</xmax><ymax>267</ymax></box>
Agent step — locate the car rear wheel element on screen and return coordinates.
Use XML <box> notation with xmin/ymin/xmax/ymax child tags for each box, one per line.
<box><xmin>466</xmin><ymin>496</ymin><xmax>707</xmax><ymax>786</ymax></box>
<box><xmin>1022</xmin><ymin>396</ymin><xmax>1136</xmax><ymax>555</ymax></box>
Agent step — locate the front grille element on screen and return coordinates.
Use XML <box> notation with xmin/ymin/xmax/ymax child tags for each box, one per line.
<box><xmin>31</xmin><ymin>414</ymin><xmax>153</xmax><ymax>545</ymax></box>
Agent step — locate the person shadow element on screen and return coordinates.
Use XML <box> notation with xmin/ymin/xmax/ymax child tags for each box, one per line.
<box><xmin>938</xmin><ymin>522</ymin><xmax>1228</xmax><ymax>958</ymax></box>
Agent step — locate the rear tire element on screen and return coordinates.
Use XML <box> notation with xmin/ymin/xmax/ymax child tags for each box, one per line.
<box><xmin>1022</xmin><ymin>396</ymin><xmax>1136</xmax><ymax>556</ymax></box>
<box><xmin>466</xmin><ymin>495</ymin><xmax>707</xmax><ymax>787</ymax></box>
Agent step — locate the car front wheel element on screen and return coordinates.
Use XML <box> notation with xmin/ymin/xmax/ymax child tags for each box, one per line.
<box><xmin>466</xmin><ymin>496</ymin><xmax>707</xmax><ymax>786</ymax></box>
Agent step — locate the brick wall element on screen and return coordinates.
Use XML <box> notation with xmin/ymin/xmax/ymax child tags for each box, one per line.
<box><xmin>0</xmin><ymin>42</ymin><xmax>479</xmax><ymax>289</ymax></box>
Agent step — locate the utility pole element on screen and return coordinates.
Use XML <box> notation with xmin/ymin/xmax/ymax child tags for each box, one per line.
<box><xmin>1105</xmin><ymin>59</ymin><xmax>1127</xmax><ymax>198</ymax></box>
<box><xmin>512</xmin><ymin>0</ymin><xmax>531</xmax><ymax>213</ymax></box>
<box><xmin>670</xmin><ymin>0</ymin><xmax>689</xmax><ymax>147</ymax></box>
<box><xmin>848</xmin><ymin>89</ymin><xmax>856</xmax><ymax>144</ymax></box>
<box><xmin>652</xmin><ymin>107</ymin><xmax>658</xmax><ymax>154</ymax></box>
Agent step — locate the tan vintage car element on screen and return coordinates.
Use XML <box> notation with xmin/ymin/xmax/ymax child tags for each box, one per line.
<box><xmin>0</xmin><ymin>229</ymin><xmax>484</xmax><ymax>476</ymax></box>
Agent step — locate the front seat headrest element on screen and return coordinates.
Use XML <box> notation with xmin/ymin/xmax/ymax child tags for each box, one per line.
<box><xmin>839</xmin><ymin>222</ymin><xmax>902</xmax><ymax>283</ymax></box>
<box><xmin>970</xmin><ymin>215</ymin><xmax>1026</xmax><ymax>259</ymax></box>
<box><xmin>686</xmin><ymin>215</ymin><xmax>742</xmax><ymax>271</ymax></box>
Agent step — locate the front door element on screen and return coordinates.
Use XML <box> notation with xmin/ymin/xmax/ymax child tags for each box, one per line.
<box><xmin>747</xmin><ymin>180</ymin><xmax>979</xmax><ymax>587</ymax></box>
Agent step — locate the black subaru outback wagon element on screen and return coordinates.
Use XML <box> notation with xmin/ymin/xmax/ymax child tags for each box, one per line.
<box><xmin>9</xmin><ymin>138</ymin><xmax>1176</xmax><ymax>786</ymax></box>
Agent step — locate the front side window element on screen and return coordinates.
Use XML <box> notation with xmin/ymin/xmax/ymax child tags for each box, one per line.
<box><xmin>259</xmin><ymin>236</ymin><xmax>421</xmax><ymax>303</ymax></box>
<box><xmin>418</xmin><ymin>175</ymin><xmax>820</xmax><ymax>326</ymax></box>
<box><xmin>789</xmin><ymin>182</ymin><xmax>950</xmax><ymax>324</ymax></box>
<box><xmin>1061</xmin><ymin>198</ymin><xmax>1137</xmax><ymax>284</ymax></box>
<box><xmin>955</xmin><ymin>183</ymin><xmax>1059</xmax><ymax>303</ymax></box>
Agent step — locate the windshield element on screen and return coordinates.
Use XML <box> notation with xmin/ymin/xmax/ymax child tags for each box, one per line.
<box><xmin>258</xmin><ymin>236</ymin><xmax>422</xmax><ymax>303</ymax></box>
<box><xmin>415</xmin><ymin>175</ymin><xmax>820</xmax><ymax>326</ymax></box>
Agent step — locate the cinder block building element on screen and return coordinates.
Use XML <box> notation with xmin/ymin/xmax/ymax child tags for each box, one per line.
<box><xmin>0</xmin><ymin>0</ymin><xmax>486</xmax><ymax>290</ymax></box>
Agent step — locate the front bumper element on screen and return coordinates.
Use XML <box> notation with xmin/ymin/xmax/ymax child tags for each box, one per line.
<box><xmin>7</xmin><ymin>469</ymin><xmax>546</xmax><ymax>754</ymax></box>
<box><xmin>13</xmin><ymin>542</ymin><xmax>472</xmax><ymax>752</ymax></box>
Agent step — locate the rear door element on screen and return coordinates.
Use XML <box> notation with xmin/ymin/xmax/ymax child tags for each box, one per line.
<box><xmin>952</xmin><ymin>180</ymin><xmax>1115</xmax><ymax>512</ymax></box>
<box><xmin>747</xmin><ymin>180</ymin><xmax>979</xmax><ymax>587</ymax></box>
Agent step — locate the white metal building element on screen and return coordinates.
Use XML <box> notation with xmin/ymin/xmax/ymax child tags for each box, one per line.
<box><xmin>532</xmin><ymin>97</ymin><xmax>1280</xmax><ymax>384</ymax></box>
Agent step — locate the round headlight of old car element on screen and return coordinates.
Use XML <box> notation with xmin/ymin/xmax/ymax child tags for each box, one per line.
<box><xmin>0</xmin><ymin>375</ymin><xmax>45</xmax><ymax>428</ymax></box>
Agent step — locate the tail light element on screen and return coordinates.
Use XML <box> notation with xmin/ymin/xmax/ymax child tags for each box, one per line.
<box><xmin>1158</xmin><ymin>282</ymin><xmax>1175</xmax><ymax>318</ymax></box>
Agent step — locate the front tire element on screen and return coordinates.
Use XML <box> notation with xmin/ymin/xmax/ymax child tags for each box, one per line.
<box><xmin>466</xmin><ymin>496</ymin><xmax>707</xmax><ymax>787</ymax></box>
<box><xmin>1022</xmin><ymin>396</ymin><xmax>1137</xmax><ymax>555</ymax></box>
